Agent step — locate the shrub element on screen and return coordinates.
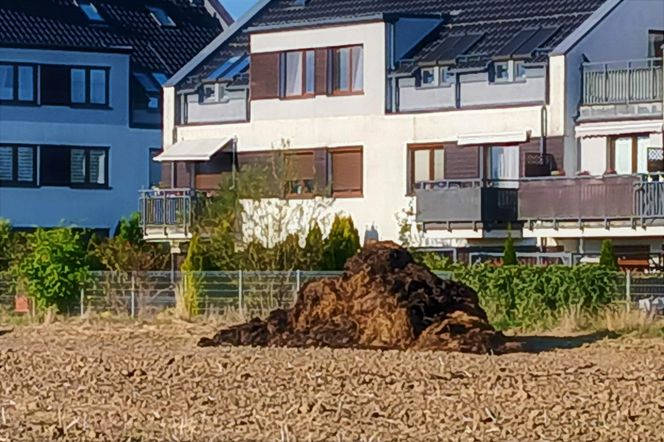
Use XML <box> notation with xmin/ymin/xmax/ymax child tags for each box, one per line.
<box><xmin>178</xmin><ymin>234</ymin><xmax>204</xmax><ymax>319</ymax></box>
<box><xmin>0</xmin><ymin>219</ymin><xmax>13</xmax><ymax>272</ymax></box>
<box><xmin>322</xmin><ymin>215</ymin><xmax>361</xmax><ymax>270</ymax></box>
<box><xmin>599</xmin><ymin>239</ymin><xmax>619</xmax><ymax>271</ymax></box>
<box><xmin>113</xmin><ymin>212</ymin><xmax>144</xmax><ymax>245</ymax></box>
<box><xmin>15</xmin><ymin>228</ymin><xmax>90</xmax><ymax>312</ymax></box>
<box><xmin>304</xmin><ymin>222</ymin><xmax>324</xmax><ymax>270</ymax></box>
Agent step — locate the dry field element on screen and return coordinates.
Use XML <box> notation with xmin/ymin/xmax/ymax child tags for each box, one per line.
<box><xmin>0</xmin><ymin>321</ymin><xmax>663</xmax><ymax>441</ymax></box>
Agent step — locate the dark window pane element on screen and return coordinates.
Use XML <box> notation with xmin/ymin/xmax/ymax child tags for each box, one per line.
<box><xmin>41</xmin><ymin>65</ymin><xmax>71</xmax><ymax>105</ymax></box>
<box><xmin>0</xmin><ymin>65</ymin><xmax>13</xmax><ymax>100</ymax></box>
<box><xmin>41</xmin><ymin>147</ymin><xmax>71</xmax><ymax>186</ymax></box>
<box><xmin>149</xmin><ymin>150</ymin><xmax>162</xmax><ymax>187</ymax></box>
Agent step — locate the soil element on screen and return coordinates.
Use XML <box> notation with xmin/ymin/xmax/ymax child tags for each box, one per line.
<box><xmin>1</xmin><ymin>322</ymin><xmax>663</xmax><ymax>441</ymax></box>
<box><xmin>200</xmin><ymin>242</ymin><xmax>508</xmax><ymax>353</ymax></box>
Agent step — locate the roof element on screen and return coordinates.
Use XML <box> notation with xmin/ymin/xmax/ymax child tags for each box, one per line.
<box><xmin>173</xmin><ymin>0</ymin><xmax>611</xmax><ymax>90</ymax></box>
<box><xmin>0</xmin><ymin>0</ymin><xmax>228</xmax><ymax>75</ymax></box>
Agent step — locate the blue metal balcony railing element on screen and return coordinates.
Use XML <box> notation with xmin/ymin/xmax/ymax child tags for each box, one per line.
<box><xmin>582</xmin><ymin>58</ymin><xmax>663</xmax><ymax>105</ymax></box>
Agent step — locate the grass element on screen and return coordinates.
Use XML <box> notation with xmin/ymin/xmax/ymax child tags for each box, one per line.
<box><xmin>550</xmin><ymin>302</ymin><xmax>664</xmax><ymax>337</ymax></box>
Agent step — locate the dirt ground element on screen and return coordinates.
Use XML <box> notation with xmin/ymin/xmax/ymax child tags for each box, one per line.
<box><xmin>0</xmin><ymin>322</ymin><xmax>663</xmax><ymax>441</ymax></box>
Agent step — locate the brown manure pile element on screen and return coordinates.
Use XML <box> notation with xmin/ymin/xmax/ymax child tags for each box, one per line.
<box><xmin>199</xmin><ymin>241</ymin><xmax>509</xmax><ymax>353</ymax></box>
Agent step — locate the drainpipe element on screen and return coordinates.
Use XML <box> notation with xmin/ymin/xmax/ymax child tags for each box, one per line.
<box><xmin>540</xmin><ymin>58</ymin><xmax>549</xmax><ymax>157</ymax></box>
<box><xmin>230</xmin><ymin>136</ymin><xmax>238</xmax><ymax>190</ymax></box>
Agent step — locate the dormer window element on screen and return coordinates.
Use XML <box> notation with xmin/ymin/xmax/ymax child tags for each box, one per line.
<box><xmin>420</xmin><ymin>67</ymin><xmax>438</xmax><ymax>87</ymax></box>
<box><xmin>494</xmin><ymin>61</ymin><xmax>511</xmax><ymax>82</ymax></box>
<box><xmin>440</xmin><ymin>67</ymin><xmax>454</xmax><ymax>85</ymax></box>
<box><xmin>147</xmin><ymin>6</ymin><xmax>176</xmax><ymax>27</ymax></box>
<box><xmin>78</xmin><ymin>1</ymin><xmax>104</xmax><ymax>22</ymax></box>
<box><xmin>515</xmin><ymin>61</ymin><xmax>527</xmax><ymax>80</ymax></box>
<box><xmin>202</xmin><ymin>83</ymin><xmax>225</xmax><ymax>103</ymax></box>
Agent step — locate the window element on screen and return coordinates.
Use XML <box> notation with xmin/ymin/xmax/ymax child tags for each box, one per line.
<box><xmin>149</xmin><ymin>149</ymin><xmax>162</xmax><ymax>187</ymax></box>
<box><xmin>408</xmin><ymin>145</ymin><xmax>444</xmax><ymax>193</ymax></box>
<box><xmin>648</xmin><ymin>31</ymin><xmax>664</xmax><ymax>59</ymax></box>
<box><xmin>420</xmin><ymin>67</ymin><xmax>438</xmax><ymax>87</ymax></box>
<box><xmin>440</xmin><ymin>67</ymin><xmax>454</xmax><ymax>85</ymax></box>
<box><xmin>494</xmin><ymin>61</ymin><xmax>511</xmax><ymax>82</ymax></box>
<box><xmin>40</xmin><ymin>146</ymin><xmax>108</xmax><ymax>187</ymax></box>
<box><xmin>148</xmin><ymin>6</ymin><xmax>176</xmax><ymax>27</ymax></box>
<box><xmin>0</xmin><ymin>64</ymin><xmax>36</xmax><ymax>103</ymax></box>
<box><xmin>330</xmin><ymin>147</ymin><xmax>362</xmax><ymax>197</ymax></box>
<box><xmin>610</xmin><ymin>135</ymin><xmax>652</xmax><ymax>174</ymax></box>
<box><xmin>487</xmin><ymin>146</ymin><xmax>519</xmax><ymax>188</ymax></box>
<box><xmin>332</xmin><ymin>45</ymin><xmax>363</xmax><ymax>94</ymax></box>
<box><xmin>70</xmin><ymin>67</ymin><xmax>108</xmax><ymax>106</ymax></box>
<box><xmin>284</xmin><ymin>151</ymin><xmax>315</xmax><ymax>196</ymax></box>
<box><xmin>202</xmin><ymin>83</ymin><xmax>224</xmax><ymax>103</ymax></box>
<box><xmin>515</xmin><ymin>61</ymin><xmax>527</xmax><ymax>80</ymax></box>
<box><xmin>282</xmin><ymin>50</ymin><xmax>315</xmax><ymax>97</ymax></box>
<box><xmin>78</xmin><ymin>1</ymin><xmax>104</xmax><ymax>22</ymax></box>
<box><xmin>0</xmin><ymin>145</ymin><xmax>36</xmax><ymax>186</ymax></box>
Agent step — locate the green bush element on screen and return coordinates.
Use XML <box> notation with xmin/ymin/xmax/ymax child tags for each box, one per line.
<box><xmin>14</xmin><ymin>228</ymin><xmax>90</xmax><ymax>312</ymax></box>
<box><xmin>322</xmin><ymin>215</ymin><xmax>361</xmax><ymax>270</ymax></box>
<box><xmin>113</xmin><ymin>212</ymin><xmax>144</xmax><ymax>245</ymax></box>
<box><xmin>304</xmin><ymin>222</ymin><xmax>324</xmax><ymax>270</ymax></box>
<box><xmin>599</xmin><ymin>239</ymin><xmax>619</xmax><ymax>271</ymax></box>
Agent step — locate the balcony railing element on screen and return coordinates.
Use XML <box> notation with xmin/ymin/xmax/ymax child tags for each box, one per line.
<box><xmin>582</xmin><ymin>58</ymin><xmax>663</xmax><ymax>105</ymax></box>
<box><xmin>415</xmin><ymin>179</ymin><xmax>518</xmax><ymax>228</ymax></box>
<box><xmin>139</xmin><ymin>189</ymin><xmax>201</xmax><ymax>241</ymax></box>
<box><xmin>519</xmin><ymin>175</ymin><xmax>664</xmax><ymax>224</ymax></box>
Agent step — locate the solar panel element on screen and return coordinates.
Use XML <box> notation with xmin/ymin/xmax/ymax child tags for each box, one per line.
<box><xmin>206</xmin><ymin>56</ymin><xmax>242</xmax><ymax>80</ymax></box>
<box><xmin>497</xmin><ymin>28</ymin><xmax>538</xmax><ymax>58</ymax></box>
<box><xmin>219</xmin><ymin>55</ymin><xmax>250</xmax><ymax>80</ymax></box>
<box><xmin>512</xmin><ymin>27</ymin><xmax>559</xmax><ymax>57</ymax></box>
<box><xmin>420</xmin><ymin>33</ymin><xmax>483</xmax><ymax>64</ymax></box>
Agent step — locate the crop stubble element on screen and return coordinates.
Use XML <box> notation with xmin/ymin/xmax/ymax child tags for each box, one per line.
<box><xmin>0</xmin><ymin>323</ymin><xmax>663</xmax><ymax>441</ymax></box>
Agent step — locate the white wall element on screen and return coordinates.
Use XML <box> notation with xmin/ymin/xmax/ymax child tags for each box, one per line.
<box><xmin>250</xmin><ymin>22</ymin><xmax>386</xmax><ymax>120</ymax></box>
<box><xmin>0</xmin><ymin>48</ymin><xmax>161</xmax><ymax>230</ymax></box>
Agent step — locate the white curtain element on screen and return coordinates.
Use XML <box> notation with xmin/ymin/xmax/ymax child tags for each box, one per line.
<box><xmin>637</xmin><ymin>135</ymin><xmax>650</xmax><ymax>174</ymax></box>
<box><xmin>613</xmin><ymin>137</ymin><xmax>632</xmax><ymax>174</ymax></box>
<box><xmin>490</xmin><ymin>146</ymin><xmax>519</xmax><ymax>188</ymax></box>
<box><xmin>285</xmin><ymin>52</ymin><xmax>302</xmax><ymax>96</ymax></box>
<box><xmin>351</xmin><ymin>46</ymin><xmax>363</xmax><ymax>92</ymax></box>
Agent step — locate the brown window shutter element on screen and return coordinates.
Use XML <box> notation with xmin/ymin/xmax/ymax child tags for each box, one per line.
<box><xmin>444</xmin><ymin>143</ymin><xmax>479</xmax><ymax>179</ymax></box>
<box><xmin>250</xmin><ymin>52</ymin><xmax>281</xmax><ymax>100</ymax></box>
<box><xmin>175</xmin><ymin>162</ymin><xmax>192</xmax><ymax>188</ymax></box>
<box><xmin>315</xmin><ymin>49</ymin><xmax>328</xmax><ymax>95</ymax></box>
<box><xmin>312</xmin><ymin>149</ymin><xmax>328</xmax><ymax>196</ymax></box>
<box><xmin>160</xmin><ymin>163</ymin><xmax>172</xmax><ymax>188</ymax></box>
<box><xmin>331</xmin><ymin>148</ymin><xmax>362</xmax><ymax>196</ymax></box>
<box><xmin>238</xmin><ymin>151</ymin><xmax>282</xmax><ymax>197</ymax></box>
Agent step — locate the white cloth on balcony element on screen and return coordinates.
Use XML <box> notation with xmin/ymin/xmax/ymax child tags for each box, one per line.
<box><xmin>155</xmin><ymin>137</ymin><xmax>233</xmax><ymax>162</ymax></box>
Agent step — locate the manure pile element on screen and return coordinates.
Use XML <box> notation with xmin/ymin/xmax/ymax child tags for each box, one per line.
<box><xmin>200</xmin><ymin>241</ymin><xmax>508</xmax><ymax>353</ymax></box>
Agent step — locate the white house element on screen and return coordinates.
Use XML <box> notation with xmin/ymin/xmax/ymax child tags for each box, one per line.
<box><xmin>0</xmin><ymin>0</ymin><xmax>230</xmax><ymax>235</ymax></box>
<box><xmin>145</xmin><ymin>0</ymin><xmax>664</xmax><ymax>262</ymax></box>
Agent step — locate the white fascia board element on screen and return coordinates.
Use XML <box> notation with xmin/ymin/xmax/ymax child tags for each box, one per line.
<box><xmin>457</xmin><ymin>130</ymin><xmax>530</xmax><ymax>146</ymax></box>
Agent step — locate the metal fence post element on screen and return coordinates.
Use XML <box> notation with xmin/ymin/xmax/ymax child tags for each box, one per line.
<box><xmin>130</xmin><ymin>272</ymin><xmax>136</xmax><ymax>319</ymax></box>
<box><xmin>238</xmin><ymin>269</ymin><xmax>244</xmax><ymax>317</ymax></box>
<box><xmin>80</xmin><ymin>287</ymin><xmax>84</xmax><ymax>318</ymax></box>
<box><xmin>625</xmin><ymin>270</ymin><xmax>631</xmax><ymax>306</ymax></box>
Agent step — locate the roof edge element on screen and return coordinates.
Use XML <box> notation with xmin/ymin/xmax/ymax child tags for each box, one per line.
<box><xmin>245</xmin><ymin>13</ymin><xmax>385</xmax><ymax>33</ymax></box>
<box><xmin>551</xmin><ymin>0</ymin><xmax>623</xmax><ymax>55</ymax></box>
<box><xmin>164</xmin><ymin>0</ymin><xmax>274</xmax><ymax>88</ymax></box>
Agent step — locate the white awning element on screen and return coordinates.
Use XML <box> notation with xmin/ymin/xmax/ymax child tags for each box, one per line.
<box><xmin>456</xmin><ymin>130</ymin><xmax>530</xmax><ymax>146</ymax></box>
<box><xmin>576</xmin><ymin>120</ymin><xmax>663</xmax><ymax>138</ymax></box>
<box><xmin>155</xmin><ymin>137</ymin><xmax>233</xmax><ymax>162</ymax></box>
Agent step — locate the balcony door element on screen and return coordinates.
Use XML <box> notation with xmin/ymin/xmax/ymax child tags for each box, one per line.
<box><xmin>488</xmin><ymin>146</ymin><xmax>519</xmax><ymax>188</ymax></box>
<box><xmin>611</xmin><ymin>135</ymin><xmax>651</xmax><ymax>174</ymax></box>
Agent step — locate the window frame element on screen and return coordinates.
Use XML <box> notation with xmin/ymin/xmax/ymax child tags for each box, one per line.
<box><xmin>149</xmin><ymin>148</ymin><xmax>162</xmax><ymax>188</ymax></box>
<box><xmin>648</xmin><ymin>30</ymin><xmax>664</xmax><ymax>59</ymax></box>
<box><xmin>281</xmin><ymin>49</ymin><xmax>316</xmax><ymax>99</ymax></box>
<box><xmin>329</xmin><ymin>146</ymin><xmax>363</xmax><ymax>198</ymax></box>
<box><xmin>407</xmin><ymin>144</ymin><xmax>445</xmax><ymax>194</ymax></box>
<box><xmin>493</xmin><ymin>61</ymin><xmax>513</xmax><ymax>83</ymax></box>
<box><xmin>69</xmin><ymin>66</ymin><xmax>110</xmax><ymax>108</ymax></box>
<box><xmin>284</xmin><ymin>150</ymin><xmax>316</xmax><ymax>198</ymax></box>
<box><xmin>0</xmin><ymin>144</ymin><xmax>38</xmax><ymax>187</ymax></box>
<box><xmin>331</xmin><ymin>45</ymin><xmax>364</xmax><ymax>96</ymax></box>
<box><xmin>608</xmin><ymin>134</ymin><xmax>653</xmax><ymax>175</ymax></box>
<box><xmin>419</xmin><ymin>67</ymin><xmax>439</xmax><ymax>88</ymax></box>
<box><xmin>0</xmin><ymin>63</ymin><xmax>38</xmax><ymax>105</ymax></box>
<box><xmin>39</xmin><ymin>145</ymin><xmax>110</xmax><ymax>189</ymax></box>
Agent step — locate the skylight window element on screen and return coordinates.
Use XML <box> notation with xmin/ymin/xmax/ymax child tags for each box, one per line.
<box><xmin>79</xmin><ymin>1</ymin><xmax>104</xmax><ymax>22</ymax></box>
<box><xmin>147</xmin><ymin>6</ymin><xmax>176</xmax><ymax>27</ymax></box>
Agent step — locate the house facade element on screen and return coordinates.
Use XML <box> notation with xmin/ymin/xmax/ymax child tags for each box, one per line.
<box><xmin>0</xmin><ymin>0</ymin><xmax>230</xmax><ymax>234</ymax></box>
<box><xmin>146</xmin><ymin>0</ymin><xmax>664</xmax><ymax>260</ymax></box>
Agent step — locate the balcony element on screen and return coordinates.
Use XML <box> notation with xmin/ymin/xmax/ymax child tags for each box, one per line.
<box><xmin>415</xmin><ymin>180</ymin><xmax>518</xmax><ymax>231</ymax></box>
<box><xmin>579</xmin><ymin>58</ymin><xmax>662</xmax><ymax>121</ymax></box>
<box><xmin>519</xmin><ymin>175</ymin><xmax>664</xmax><ymax>228</ymax></box>
<box><xmin>139</xmin><ymin>189</ymin><xmax>201</xmax><ymax>242</ymax></box>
